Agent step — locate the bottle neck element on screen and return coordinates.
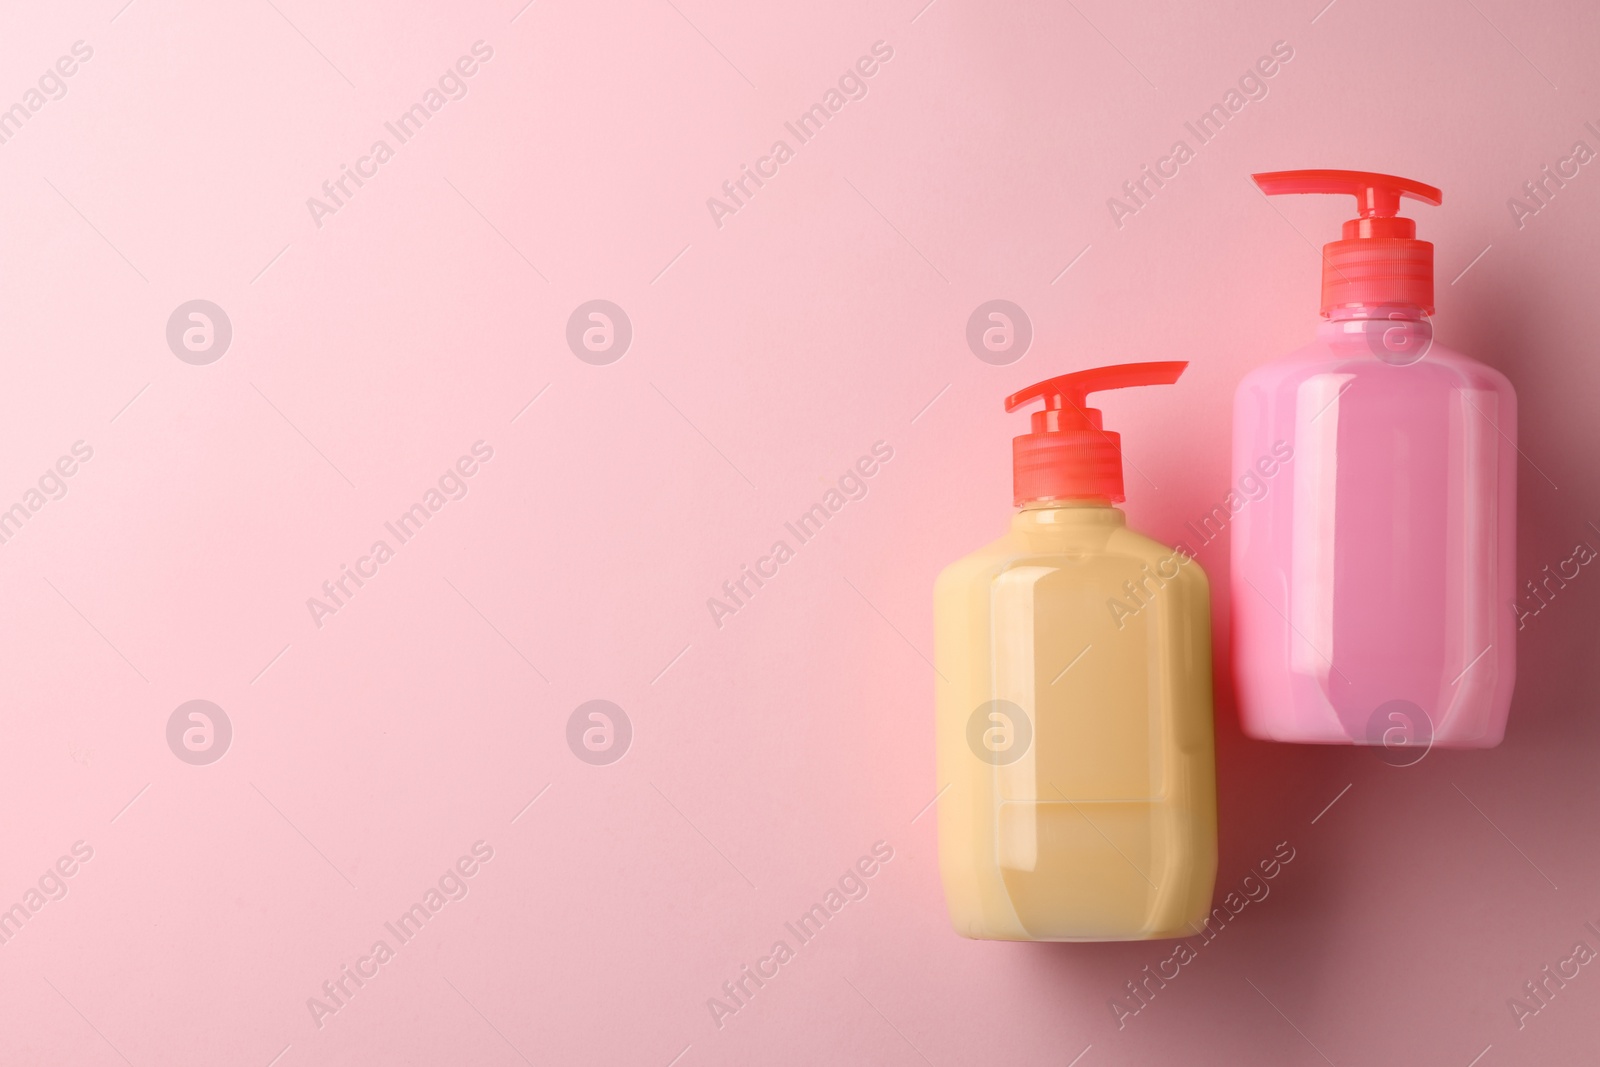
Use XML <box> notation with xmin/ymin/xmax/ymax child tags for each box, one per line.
<box><xmin>1317</xmin><ymin>301</ymin><xmax>1435</xmax><ymax>364</ymax></box>
<box><xmin>1014</xmin><ymin>497</ymin><xmax>1125</xmax><ymax>529</ymax></box>
<box><xmin>1325</xmin><ymin>302</ymin><xmax>1427</xmax><ymax>322</ymax></box>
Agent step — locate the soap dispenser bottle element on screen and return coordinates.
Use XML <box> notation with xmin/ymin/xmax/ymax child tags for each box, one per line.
<box><xmin>1233</xmin><ymin>169</ymin><xmax>1517</xmax><ymax>749</ymax></box>
<box><xmin>934</xmin><ymin>362</ymin><xmax>1217</xmax><ymax>941</ymax></box>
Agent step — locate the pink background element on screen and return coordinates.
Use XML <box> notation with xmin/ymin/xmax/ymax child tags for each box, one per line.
<box><xmin>1</xmin><ymin>0</ymin><xmax>1597</xmax><ymax>1063</ymax></box>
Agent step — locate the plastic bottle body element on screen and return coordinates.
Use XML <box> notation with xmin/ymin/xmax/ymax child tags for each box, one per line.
<box><xmin>1231</xmin><ymin>312</ymin><xmax>1517</xmax><ymax>747</ymax></box>
<box><xmin>934</xmin><ymin>503</ymin><xmax>1217</xmax><ymax>941</ymax></box>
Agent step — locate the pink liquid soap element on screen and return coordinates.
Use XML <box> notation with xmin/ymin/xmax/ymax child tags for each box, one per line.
<box><xmin>1232</xmin><ymin>170</ymin><xmax>1517</xmax><ymax>749</ymax></box>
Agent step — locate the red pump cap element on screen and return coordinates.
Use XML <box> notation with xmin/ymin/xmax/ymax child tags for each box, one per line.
<box><xmin>1253</xmin><ymin>169</ymin><xmax>1442</xmax><ymax>315</ymax></box>
<box><xmin>1004</xmin><ymin>361</ymin><xmax>1187</xmax><ymax>506</ymax></box>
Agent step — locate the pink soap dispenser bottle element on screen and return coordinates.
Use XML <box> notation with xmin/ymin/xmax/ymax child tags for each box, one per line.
<box><xmin>1232</xmin><ymin>169</ymin><xmax>1517</xmax><ymax>749</ymax></box>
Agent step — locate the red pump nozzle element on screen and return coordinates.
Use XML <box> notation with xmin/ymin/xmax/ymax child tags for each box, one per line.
<box><xmin>1253</xmin><ymin>169</ymin><xmax>1442</xmax><ymax>315</ymax></box>
<box><xmin>1004</xmin><ymin>361</ymin><xmax>1187</xmax><ymax>506</ymax></box>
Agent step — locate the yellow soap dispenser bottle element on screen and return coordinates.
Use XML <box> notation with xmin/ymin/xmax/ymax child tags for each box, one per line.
<box><xmin>934</xmin><ymin>362</ymin><xmax>1216</xmax><ymax>941</ymax></box>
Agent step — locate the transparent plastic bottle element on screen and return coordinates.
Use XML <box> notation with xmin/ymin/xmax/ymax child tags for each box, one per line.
<box><xmin>1233</xmin><ymin>170</ymin><xmax>1517</xmax><ymax>749</ymax></box>
<box><xmin>935</xmin><ymin>364</ymin><xmax>1216</xmax><ymax>941</ymax></box>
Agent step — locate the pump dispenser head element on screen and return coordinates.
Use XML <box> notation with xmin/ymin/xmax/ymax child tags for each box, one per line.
<box><xmin>1004</xmin><ymin>361</ymin><xmax>1187</xmax><ymax>506</ymax></box>
<box><xmin>1252</xmin><ymin>169</ymin><xmax>1442</xmax><ymax>316</ymax></box>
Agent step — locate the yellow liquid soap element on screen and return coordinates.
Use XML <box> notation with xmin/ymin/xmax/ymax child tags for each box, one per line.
<box><xmin>933</xmin><ymin>362</ymin><xmax>1217</xmax><ymax>941</ymax></box>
